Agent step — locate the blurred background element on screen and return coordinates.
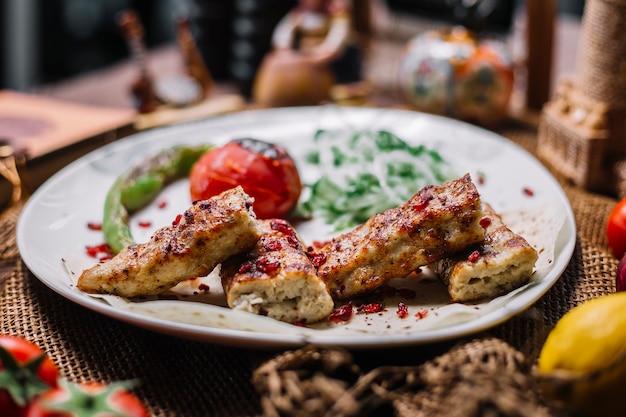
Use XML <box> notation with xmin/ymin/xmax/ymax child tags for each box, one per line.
<box><xmin>0</xmin><ymin>0</ymin><xmax>585</xmax><ymax>97</ymax></box>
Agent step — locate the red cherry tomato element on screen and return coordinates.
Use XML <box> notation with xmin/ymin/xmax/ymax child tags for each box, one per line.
<box><xmin>26</xmin><ymin>380</ymin><xmax>149</xmax><ymax>417</ymax></box>
<box><xmin>607</xmin><ymin>198</ymin><xmax>626</xmax><ymax>258</ymax></box>
<box><xmin>189</xmin><ymin>138</ymin><xmax>302</xmax><ymax>219</ymax></box>
<box><xmin>0</xmin><ymin>335</ymin><xmax>59</xmax><ymax>417</ymax></box>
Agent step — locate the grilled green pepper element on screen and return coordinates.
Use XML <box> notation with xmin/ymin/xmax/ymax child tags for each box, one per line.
<box><xmin>103</xmin><ymin>144</ymin><xmax>213</xmax><ymax>253</ymax></box>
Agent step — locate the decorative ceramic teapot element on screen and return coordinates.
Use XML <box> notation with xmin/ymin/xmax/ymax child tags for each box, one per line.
<box><xmin>252</xmin><ymin>0</ymin><xmax>356</xmax><ymax>108</ymax></box>
<box><xmin>397</xmin><ymin>26</ymin><xmax>514</xmax><ymax>126</ymax></box>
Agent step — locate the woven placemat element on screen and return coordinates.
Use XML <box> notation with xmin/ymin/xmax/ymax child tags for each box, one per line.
<box><xmin>0</xmin><ymin>201</ymin><xmax>268</xmax><ymax>416</ymax></box>
<box><xmin>0</xmin><ymin>124</ymin><xmax>618</xmax><ymax>416</ymax></box>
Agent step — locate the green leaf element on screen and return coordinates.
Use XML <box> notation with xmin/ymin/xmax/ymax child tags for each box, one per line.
<box><xmin>0</xmin><ymin>346</ymin><xmax>52</xmax><ymax>406</ymax></box>
<box><xmin>38</xmin><ymin>379</ymin><xmax>140</xmax><ymax>417</ymax></box>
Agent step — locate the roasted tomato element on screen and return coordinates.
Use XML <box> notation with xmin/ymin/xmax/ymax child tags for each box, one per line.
<box><xmin>25</xmin><ymin>380</ymin><xmax>149</xmax><ymax>417</ymax></box>
<box><xmin>0</xmin><ymin>335</ymin><xmax>59</xmax><ymax>417</ymax></box>
<box><xmin>189</xmin><ymin>138</ymin><xmax>302</xmax><ymax>219</ymax></box>
<box><xmin>607</xmin><ymin>197</ymin><xmax>626</xmax><ymax>258</ymax></box>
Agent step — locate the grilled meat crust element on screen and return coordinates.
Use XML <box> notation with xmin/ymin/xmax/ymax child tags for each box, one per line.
<box><xmin>315</xmin><ymin>174</ymin><xmax>486</xmax><ymax>300</ymax></box>
<box><xmin>433</xmin><ymin>203</ymin><xmax>539</xmax><ymax>302</ymax></box>
<box><xmin>220</xmin><ymin>219</ymin><xmax>334</xmax><ymax>324</ymax></box>
<box><xmin>77</xmin><ymin>186</ymin><xmax>262</xmax><ymax>297</ymax></box>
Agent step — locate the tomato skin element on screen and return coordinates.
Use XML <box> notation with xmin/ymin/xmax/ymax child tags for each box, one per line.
<box><xmin>0</xmin><ymin>335</ymin><xmax>59</xmax><ymax>417</ymax></box>
<box><xmin>189</xmin><ymin>138</ymin><xmax>302</xmax><ymax>219</ymax></box>
<box><xmin>0</xmin><ymin>336</ymin><xmax>59</xmax><ymax>387</ymax></box>
<box><xmin>25</xmin><ymin>381</ymin><xmax>149</xmax><ymax>417</ymax></box>
<box><xmin>607</xmin><ymin>198</ymin><xmax>626</xmax><ymax>258</ymax></box>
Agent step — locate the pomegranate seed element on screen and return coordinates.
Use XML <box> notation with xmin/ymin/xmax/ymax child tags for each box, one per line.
<box><xmin>255</xmin><ymin>256</ymin><xmax>280</xmax><ymax>274</ymax></box>
<box><xmin>87</xmin><ymin>222</ymin><xmax>102</xmax><ymax>231</ymax></box>
<box><xmin>397</xmin><ymin>302</ymin><xmax>409</xmax><ymax>318</ymax></box>
<box><xmin>467</xmin><ymin>250</ymin><xmax>480</xmax><ymax>263</ymax></box>
<box><xmin>329</xmin><ymin>302</ymin><xmax>353</xmax><ymax>323</ymax></box>
<box><xmin>306</xmin><ymin>250</ymin><xmax>328</xmax><ymax>268</ymax></box>
<box><xmin>479</xmin><ymin>217</ymin><xmax>492</xmax><ymax>228</ymax></box>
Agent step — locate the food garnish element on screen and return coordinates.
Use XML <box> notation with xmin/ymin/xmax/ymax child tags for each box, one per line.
<box><xmin>103</xmin><ymin>144</ymin><xmax>213</xmax><ymax>254</ymax></box>
<box><xmin>189</xmin><ymin>138</ymin><xmax>302</xmax><ymax>220</ymax></box>
<box><xmin>297</xmin><ymin>129</ymin><xmax>457</xmax><ymax>231</ymax></box>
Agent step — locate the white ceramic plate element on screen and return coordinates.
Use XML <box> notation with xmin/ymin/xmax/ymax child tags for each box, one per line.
<box><xmin>17</xmin><ymin>106</ymin><xmax>576</xmax><ymax>349</ymax></box>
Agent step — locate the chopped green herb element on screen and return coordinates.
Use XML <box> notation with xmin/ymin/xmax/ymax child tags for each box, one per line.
<box><xmin>297</xmin><ymin>129</ymin><xmax>457</xmax><ymax>231</ymax></box>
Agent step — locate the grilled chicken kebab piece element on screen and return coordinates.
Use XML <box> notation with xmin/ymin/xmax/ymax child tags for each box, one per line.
<box><xmin>313</xmin><ymin>174</ymin><xmax>486</xmax><ymax>300</ymax></box>
<box><xmin>77</xmin><ymin>186</ymin><xmax>262</xmax><ymax>297</ymax></box>
<box><xmin>220</xmin><ymin>218</ymin><xmax>334</xmax><ymax>324</ymax></box>
<box><xmin>433</xmin><ymin>202</ymin><xmax>538</xmax><ymax>302</ymax></box>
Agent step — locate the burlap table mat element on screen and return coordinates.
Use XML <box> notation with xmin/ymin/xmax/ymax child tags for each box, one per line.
<box><xmin>0</xmin><ymin>123</ymin><xmax>618</xmax><ymax>416</ymax></box>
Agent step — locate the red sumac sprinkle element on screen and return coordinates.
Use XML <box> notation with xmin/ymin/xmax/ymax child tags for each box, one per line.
<box><xmin>523</xmin><ymin>187</ymin><xmax>534</xmax><ymax>197</ymax></box>
<box><xmin>172</xmin><ymin>214</ymin><xmax>183</xmax><ymax>226</ymax></box>
<box><xmin>158</xmin><ymin>200</ymin><xmax>168</xmax><ymax>209</ymax></box>
<box><xmin>138</xmin><ymin>220</ymin><xmax>152</xmax><ymax>228</ymax></box>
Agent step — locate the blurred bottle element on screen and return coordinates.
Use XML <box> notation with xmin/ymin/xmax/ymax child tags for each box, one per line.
<box><xmin>230</xmin><ymin>0</ymin><xmax>297</xmax><ymax>97</ymax></box>
<box><xmin>187</xmin><ymin>0</ymin><xmax>235</xmax><ymax>80</ymax></box>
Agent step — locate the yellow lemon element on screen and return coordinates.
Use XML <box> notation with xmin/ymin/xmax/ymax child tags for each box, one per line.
<box><xmin>537</xmin><ymin>292</ymin><xmax>626</xmax><ymax>417</ymax></box>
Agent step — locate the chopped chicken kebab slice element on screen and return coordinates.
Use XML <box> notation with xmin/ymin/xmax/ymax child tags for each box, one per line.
<box><xmin>433</xmin><ymin>202</ymin><xmax>538</xmax><ymax>302</ymax></box>
<box><xmin>312</xmin><ymin>174</ymin><xmax>486</xmax><ymax>300</ymax></box>
<box><xmin>78</xmin><ymin>186</ymin><xmax>262</xmax><ymax>298</ymax></box>
<box><xmin>220</xmin><ymin>218</ymin><xmax>334</xmax><ymax>324</ymax></box>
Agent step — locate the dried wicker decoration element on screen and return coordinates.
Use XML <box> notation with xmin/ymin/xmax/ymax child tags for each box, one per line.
<box><xmin>537</xmin><ymin>0</ymin><xmax>626</xmax><ymax>196</ymax></box>
<box><xmin>252</xmin><ymin>338</ymin><xmax>557</xmax><ymax>417</ymax></box>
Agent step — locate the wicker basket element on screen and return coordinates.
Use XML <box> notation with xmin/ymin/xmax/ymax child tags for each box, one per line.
<box><xmin>537</xmin><ymin>0</ymin><xmax>626</xmax><ymax>196</ymax></box>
